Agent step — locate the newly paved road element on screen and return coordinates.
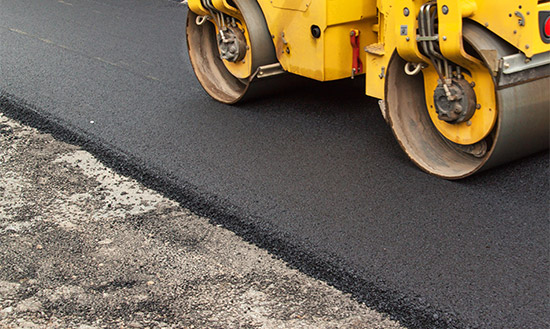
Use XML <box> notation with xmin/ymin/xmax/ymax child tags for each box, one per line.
<box><xmin>0</xmin><ymin>0</ymin><xmax>548</xmax><ymax>328</ymax></box>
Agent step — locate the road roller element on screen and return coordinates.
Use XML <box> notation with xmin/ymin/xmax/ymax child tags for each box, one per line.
<box><xmin>184</xmin><ymin>0</ymin><xmax>550</xmax><ymax>179</ymax></box>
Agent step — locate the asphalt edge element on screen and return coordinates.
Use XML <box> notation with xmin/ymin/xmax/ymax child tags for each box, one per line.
<box><xmin>0</xmin><ymin>90</ymin><xmax>473</xmax><ymax>329</ymax></box>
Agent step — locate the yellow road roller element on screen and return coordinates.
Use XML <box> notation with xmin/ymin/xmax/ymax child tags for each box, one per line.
<box><xmin>185</xmin><ymin>0</ymin><xmax>550</xmax><ymax>179</ymax></box>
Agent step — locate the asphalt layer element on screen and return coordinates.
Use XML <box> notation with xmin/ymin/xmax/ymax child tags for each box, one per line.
<box><xmin>0</xmin><ymin>0</ymin><xmax>548</xmax><ymax>328</ymax></box>
<box><xmin>0</xmin><ymin>113</ymin><xmax>403</xmax><ymax>329</ymax></box>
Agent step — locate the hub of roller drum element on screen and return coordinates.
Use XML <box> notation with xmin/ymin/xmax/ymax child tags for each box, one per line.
<box><xmin>433</xmin><ymin>78</ymin><xmax>477</xmax><ymax>124</ymax></box>
<box><xmin>218</xmin><ymin>26</ymin><xmax>247</xmax><ymax>63</ymax></box>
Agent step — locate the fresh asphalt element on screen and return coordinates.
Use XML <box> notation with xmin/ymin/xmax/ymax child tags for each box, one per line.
<box><xmin>0</xmin><ymin>0</ymin><xmax>548</xmax><ymax>328</ymax></box>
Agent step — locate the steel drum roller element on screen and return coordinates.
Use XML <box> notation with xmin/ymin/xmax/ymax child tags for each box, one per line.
<box><xmin>385</xmin><ymin>22</ymin><xmax>549</xmax><ymax>179</ymax></box>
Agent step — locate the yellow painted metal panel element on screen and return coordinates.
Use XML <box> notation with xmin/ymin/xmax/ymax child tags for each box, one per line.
<box><xmin>394</xmin><ymin>0</ymin><xmax>429</xmax><ymax>63</ymax></box>
<box><xmin>365</xmin><ymin>0</ymin><xmax>393</xmax><ymax>99</ymax></box>
<box><xmin>188</xmin><ymin>0</ymin><xmax>209</xmax><ymax>16</ymax></box>
<box><xmin>271</xmin><ymin>0</ymin><xmax>312</xmax><ymax>12</ymax></box>
<box><xmin>258</xmin><ymin>0</ymin><xmax>326</xmax><ymax>80</ymax></box>
<box><xmin>470</xmin><ymin>0</ymin><xmax>550</xmax><ymax>58</ymax></box>
<box><xmin>326</xmin><ymin>0</ymin><xmax>377</xmax><ymax>26</ymax></box>
<box><xmin>257</xmin><ymin>0</ymin><xmax>378</xmax><ymax>81</ymax></box>
<box><xmin>437</xmin><ymin>0</ymin><xmax>483</xmax><ymax>67</ymax></box>
<box><xmin>365</xmin><ymin>52</ymin><xmax>386</xmax><ymax>99</ymax></box>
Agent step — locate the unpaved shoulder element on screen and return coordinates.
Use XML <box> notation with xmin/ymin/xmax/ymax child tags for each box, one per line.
<box><xmin>0</xmin><ymin>113</ymin><xmax>403</xmax><ymax>329</ymax></box>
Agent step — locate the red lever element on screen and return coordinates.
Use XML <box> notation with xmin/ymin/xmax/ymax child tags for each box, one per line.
<box><xmin>350</xmin><ymin>29</ymin><xmax>363</xmax><ymax>79</ymax></box>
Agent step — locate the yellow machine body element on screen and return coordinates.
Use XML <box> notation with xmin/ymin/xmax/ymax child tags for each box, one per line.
<box><xmin>244</xmin><ymin>0</ymin><xmax>549</xmax><ymax>94</ymax></box>
<box><xmin>185</xmin><ymin>0</ymin><xmax>550</xmax><ymax>178</ymax></box>
<box><xmin>255</xmin><ymin>0</ymin><xmax>378</xmax><ymax>81</ymax></box>
<box><xmin>187</xmin><ymin>0</ymin><xmax>549</xmax><ymax>94</ymax></box>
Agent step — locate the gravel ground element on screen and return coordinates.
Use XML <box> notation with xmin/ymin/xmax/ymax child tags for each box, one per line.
<box><xmin>0</xmin><ymin>112</ymin><xmax>403</xmax><ymax>329</ymax></box>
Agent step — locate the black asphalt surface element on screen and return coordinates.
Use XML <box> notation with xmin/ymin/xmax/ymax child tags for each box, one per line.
<box><xmin>0</xmin><ymin>0</ymin><xmax>548</xmax><ymax>328</ymax></box>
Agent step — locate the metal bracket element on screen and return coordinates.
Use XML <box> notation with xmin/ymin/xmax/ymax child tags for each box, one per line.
<box><xmin>378</xmin><ymin>66</ymin><xmax>385</xmax><ymax>79</ymax></box>
<box><xmin>378</xmin><ymin>99</ymin><xmax>389</xmax><ymax>123</ymax></box>
<box><xmin>501</xmin><ymin>52</ymin><xmax>550</xmax><ymax>75</ymax></box>
<box><xmin>416</xmin><ymin>35</ymin><xmax>439</xmax><ymax>41</ymax></box>
<box><xmin>254</xmin><ymin>63</ymin><xmax>285</xmax><ymax>79</ymax></box>
<box><xmin>350</xmin><ymin>30</ymin><xmax>363</xmax><ymax>79</ymax></box>
<box><xmin>514</xmin><ymin>11</ymin><xmax>525</xmax><ymax>27</ymax></box>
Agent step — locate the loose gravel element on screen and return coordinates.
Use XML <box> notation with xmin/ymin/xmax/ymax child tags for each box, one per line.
<box><xmin>0</xmin><ymin>112</ymin><xmax>403</xmax><ymax>329</ymax></box>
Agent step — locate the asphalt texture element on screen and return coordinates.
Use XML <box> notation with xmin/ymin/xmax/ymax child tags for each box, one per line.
<box><xmin>0</xmin><ymin>113</ymin><xmax>403</xmax><ymax>329</ymax></box>
<box><xmin>0</xmin><ymin>0</ymin><xmax>548</xmax><ymax>328</ymax></box>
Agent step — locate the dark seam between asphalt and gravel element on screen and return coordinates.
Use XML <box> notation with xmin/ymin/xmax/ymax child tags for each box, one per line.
<box><xmin>1</xmin><ymin>90</ymin><xmax>470</xmax><ymax>329</ymax></box>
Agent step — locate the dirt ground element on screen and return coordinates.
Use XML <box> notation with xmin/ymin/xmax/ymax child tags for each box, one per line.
<box><xmin>0</xmin><ymin>112</ymin><xmax>403</xmax><ymax>328</ymax></box>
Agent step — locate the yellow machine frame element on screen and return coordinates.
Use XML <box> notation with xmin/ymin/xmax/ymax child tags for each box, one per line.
<box><xmin>185</xmin><ymin>0</ymin><xmax>550</xmax><ymax>178</ymax></box>
<box><xmin>242</xmin><ymin>0</ymin><xmax>549</xmax><ymax>94</ymax></box>
<box><xmin>190</xmin><ymin>0</ymin><xmax>548</xmax><ymax>96</ymax></box>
